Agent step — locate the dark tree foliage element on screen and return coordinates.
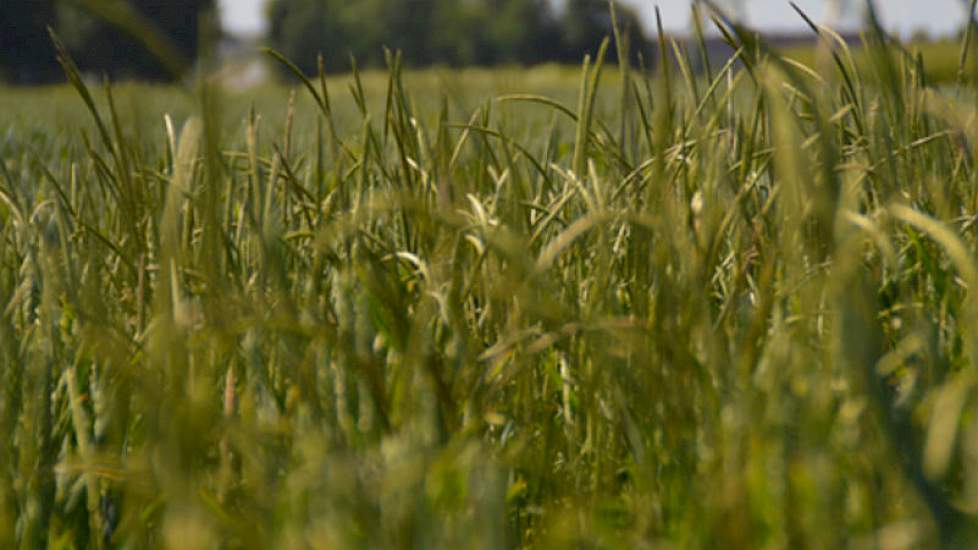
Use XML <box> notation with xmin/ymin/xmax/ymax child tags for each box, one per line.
<box><xmin>56</xmin><ymin>0</ymin><xmax>217</xmax><ymax>80</ymax></box>
<box><xmin>0</xmin><ymin>0</ymin><xmax>61</xmax><ymax>84</ymax></box>
<box><xmin>560</xmin><ymin>0</ymin><xmax>649</xmax><ymax>63</ymax></box>
<box><xmin>267</xmin><ymin>0</ymin><xmax>649</xmax><ymax>75</ymax></box>
<box><xmin>0</xmin><ymin>0</ymin><xmax>215</xmax><ymax>84</ymax></box>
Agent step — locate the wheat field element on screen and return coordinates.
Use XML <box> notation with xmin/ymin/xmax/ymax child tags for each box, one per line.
<box><xmin>2</xmin><ymin>12</ymin><xmax>978</xmax><ymax>549</ymax></box>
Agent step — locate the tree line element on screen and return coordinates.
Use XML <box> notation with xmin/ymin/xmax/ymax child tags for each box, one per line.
<box><xmin>0</xmin><ymin>0</ymin><xmax>648</xmax><ymax>84</ymax></box>
<box><xmin>267</xmin><ymin>0</ymin><xmax>649</xmax><ymax>74</ymax></box>
<box><xmin>0</xmin><ymin>0</ymin><xmax>215</xmax><ymax>84</ymax></box>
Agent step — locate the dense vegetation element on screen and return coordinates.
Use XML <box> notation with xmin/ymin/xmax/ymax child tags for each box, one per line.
<box><xmin>0</xmin><ymin>0</ymin><xmax>215</xmax><ymax>83</ymax></box>
<box><xmin>5</xmin><ymin>5</ymin><xmax>978</xmax><ymax>548</ymax></box>
<box><xmin>0</xmin><ymin>0</ymin><xmax>646</xmax><ymax>83</ymax></box>
<box><xmin>266</xmin><ymin>0</ymin><xmax>649</xmax><ymax>73</ymax></box>
<box><xmin>0</xmin><ymin>0</ymin><xmax>60</xmax><ymax>84</ymax></box>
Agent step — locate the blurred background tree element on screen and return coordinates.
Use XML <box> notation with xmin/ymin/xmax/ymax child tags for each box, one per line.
<box><xmin>0</xmin><ymin>0</ymin><xmax>61</xmax><ymax>84</ymax></box>
<box><xmin>266</xmin><ymin>0</ymin><xmax>649</xmax><ymax>74</ymax></box>
<box><xmin>55</xmin><ymin>0</ymin><xmax>217</xmax><ymax>80</ymax></box>
<box><xmin>559</xmin><ymin>0</ymin><xmax>648</xmax><ymax>63</ymax></box>
<box><xmin>485</xmin><ymin>0</ymin><xmax>563</xmax><ymax>64</ymax></box>
<box><xmin>0</xmin><ymin>0</ymin><xmax>648</xmax><ymax>83</ymax></box>
<box><xmin>0</xmin><ymin>0</ymin><xmax>215</xmax><ymax>84</ymax></box>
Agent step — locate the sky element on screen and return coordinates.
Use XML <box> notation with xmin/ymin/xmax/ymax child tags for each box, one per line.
<box><xmin>217</xmin><ymin>0</ymin><xmax>973</xmax><ymax>39</ymax></box>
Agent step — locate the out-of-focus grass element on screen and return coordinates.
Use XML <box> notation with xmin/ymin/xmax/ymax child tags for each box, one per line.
<box><xmin>3</xmin><ymin>16</ymin><xmax>978</xmax><ymax>549</ymax></box>
<box><xmin>0</xmin><ymin>65</ymin><xmax>588</xmax><ymax>138</ymax></box>
<box><xmin>783</xmin><ymin>38</ymin><xmax>976</xmax><ymax>85</ymax></box>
